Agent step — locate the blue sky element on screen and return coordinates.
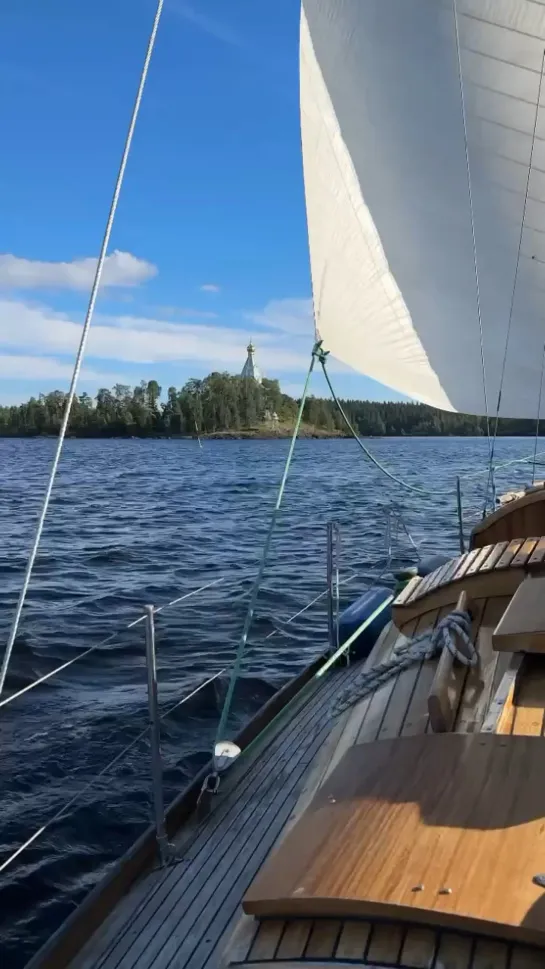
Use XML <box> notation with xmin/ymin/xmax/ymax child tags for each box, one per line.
<box><xmin>0</xmin><ymin>0</ymin><xmax>403</xmax><ymax>405</ymax></box>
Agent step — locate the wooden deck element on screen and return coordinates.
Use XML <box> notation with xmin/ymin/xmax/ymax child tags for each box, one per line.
<box><xmin>28</xmin><ymin>592</ymin><xmax>545</xmax><ymax>969</ymax></box>
<box><xmin>244</xmin><ymin>733</ymin><xmax>545</xmax><ymax>944</ymax></box>
<box><xmin>65</xmin><ymin>653</ymin><xmax>361</xmax><ymax>969</ymax></box>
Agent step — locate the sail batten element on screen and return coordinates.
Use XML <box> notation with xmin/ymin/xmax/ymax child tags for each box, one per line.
<box><xmin>301</xmin><ymin>0</ymin><xmax>545</xmax><ymax>418</ymax></box>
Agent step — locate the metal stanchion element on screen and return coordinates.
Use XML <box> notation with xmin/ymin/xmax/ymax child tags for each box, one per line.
<box><xmin>144</xmin><ymin>605</ymin><xmax>169</xmax><ymax>866</ymax></box>
<box><xmin>456</xmin><ymin>477</ymin><xmax>465</xmax><ymax>554</ymax></box>
<box><xmin>327</xmin><ymin>523</ymin><xmax>335</xmax><ymax>653</ymax></box>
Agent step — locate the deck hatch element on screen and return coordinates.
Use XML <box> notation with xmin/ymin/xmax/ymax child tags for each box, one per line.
<box><xmin>243</xmin><ymin>734</ymin><xmax>545</xmax><ymax>947</ymax></box>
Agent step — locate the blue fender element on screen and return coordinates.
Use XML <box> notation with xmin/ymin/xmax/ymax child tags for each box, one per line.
<box><xmin>338</xmin><ymin>586</ymin><xmax>393</xmax><ymax>661</ymax></box>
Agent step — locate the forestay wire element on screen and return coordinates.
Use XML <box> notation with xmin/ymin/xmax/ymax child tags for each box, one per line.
<box><xmin>213</xmin><ymin>342</ymin><xmax>320</xmax><ymax>749</ymax></box>
<box><xmin>0</xmin><ymin>0</ymin><xmax>166</xmax><ymax>698</ymax></box>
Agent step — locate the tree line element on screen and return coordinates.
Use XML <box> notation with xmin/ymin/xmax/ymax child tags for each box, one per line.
<box><xmin>0</xmin><ymin>372</ymin><xmax>541</xmax><ymax>437</ymax></box>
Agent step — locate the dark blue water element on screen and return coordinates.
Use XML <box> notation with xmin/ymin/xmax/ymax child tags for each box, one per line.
<box><xmin>0</xmin><ymin>436</ymin><xmax>539</xmax><ymax>967</ymax></box>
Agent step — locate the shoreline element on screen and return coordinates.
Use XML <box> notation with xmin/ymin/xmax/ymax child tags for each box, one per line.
<box><xmin>0</xmin><ymin>429</ymin><xmax>349</xmax><ymax>441</ymax></box>
<box><xmin>0</xmin><ymin>430</ymin><xmax>539</xmax><ymax>440</ymax></box>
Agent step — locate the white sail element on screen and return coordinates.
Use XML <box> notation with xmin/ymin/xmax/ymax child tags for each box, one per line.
<box><xmin>301</xmin><ymin>0</ymin><xmax>545</xmax><ymax>418</ymax></box>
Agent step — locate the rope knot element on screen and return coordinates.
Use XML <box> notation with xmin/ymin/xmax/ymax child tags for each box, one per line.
<box><xmin>312</xmin><ymin>340</ymin><xmax>329</xmax><ymax>364</ymax></box>
<box><xmin>431</xmin><ymin>609</ymin><xmax>477</xmax><ymax>667</ymax></box>
<box><xmin>333</xmin><ymin>604</ymin><xmax>478</xmax><ymax>718</ymax></box>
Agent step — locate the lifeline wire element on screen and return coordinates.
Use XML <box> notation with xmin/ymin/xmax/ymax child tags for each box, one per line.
<box><xmin>0</xmin><ymin>0</ymin><xmax>166</xmax><ymax>698</ymax></box>
<box><xmin>0</xmin><ymin>576</ymin><xmax>223</xmax><ymax>712</ymax></box>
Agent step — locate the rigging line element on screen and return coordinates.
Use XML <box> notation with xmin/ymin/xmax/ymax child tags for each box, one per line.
<box><xmin>319</xmin><ymin>359</ymin><xmax>451</xmax><ymax>497</ymax></box>
<box><xmin>0</xmin><ymin>721</ymin><xmax>151</xmax><ymax>875</ymax></box>
<box><xmin>0</xmin><ymin>576</ymin><xmax>222</xmax><ymax>712</ymax></box>
<box><xmin>485</xmin><ymin>46</ymin><xmax>545</xmax><ymax>503</ymax></box>
<box><xmin>263</xmin><ymin>572</ymin><xmax>358</xmax><ymax>642</ymax></box>
<box><xmin>533</xmin><ymin>343</ymin><xmax>545</xmax><ymax>484</ymax></box>
<box><xmin>452</xmin><ymin>0</ymin><xmax>491</xmax><ymax>455</ymax></box>
<box><xmin>459</xmin><ymin>447</ymin><xmax>545</xmax><ymax>479</ymax></box>
<box><xmin>0</xmin><ymin>0</ymin><xmax>166</xmax><ymax>699</ymax></box>
<box><xmin>214</xmin><ymin>344</ymin><xmax>318</xmax><ymax>746</ymax></box>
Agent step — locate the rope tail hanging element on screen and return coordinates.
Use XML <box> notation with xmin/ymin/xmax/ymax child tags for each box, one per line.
<box><xmin>318</xmin><ymin>356</ymin><xmax>451</xmax><ymax>498</ymax></box>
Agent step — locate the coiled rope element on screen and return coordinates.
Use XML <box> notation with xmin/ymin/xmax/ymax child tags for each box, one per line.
<box><xmin>333</xmin><ymin>608</ymin><xmax>476</xmax><ymax>717</ymax></box>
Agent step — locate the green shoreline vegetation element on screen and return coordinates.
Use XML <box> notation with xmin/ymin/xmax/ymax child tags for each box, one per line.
<box><xmin>0</xmin><ymin>373</ymin><xmax>539</xmax><ymax>438</ymax></box>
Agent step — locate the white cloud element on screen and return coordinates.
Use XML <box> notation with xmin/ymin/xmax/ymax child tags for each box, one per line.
<box><xmin>0</xmin><ymin>250</ymin><xmax>157</xmax><ymax>291</ymax></box>
<box><xmin>200</xmin><ymin>283</ymin><xmax>221</xmax><ymax>293</ymax></box>
<box><xmin>247</xmin><ymin>298</ymin><xmax>315</xmax><ymax>337</ymax></box>
<box><xmin>149</xmin><ymin>305</ymin><xmax>218</xmax><ymax>319</ymax></box>
<box><xmin>0</xmin><ymin>353</ymin><xmax>127</xmax><ymax>383</ymax></box>
<box><xmin>0</xmin><ymin>298</ymin><xmax>314</xmax><ymax>372</ymax></box>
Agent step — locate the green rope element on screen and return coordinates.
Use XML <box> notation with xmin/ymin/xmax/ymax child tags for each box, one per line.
<box><xmin>320</xmin><ymin>358</ymin><xmax>452</xmax><ymax>497</ymax></box>
<box><xmin>214</xmin><ymin>342</ymin><xmax>321</xmax><ymax>745</ymax></box>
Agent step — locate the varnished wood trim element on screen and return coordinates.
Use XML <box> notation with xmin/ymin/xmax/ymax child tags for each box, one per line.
<box><xmin>471</xmin><ymin>489</ymin><xmax>545</xmax><ymax>541</ymax></box>
<box><xmin>437</xmin><ymin>554</ymin><xmax>465</xmax><ymax>585</ymax></box>
<box><xmin>394</xmin><ymin>575</ymin><xmax>421</xmax><ymax>606</ymax></box>
<box><xmin>466</xmin><ymin>545</ymin><xmax>494</xmax><ymax>575</ymax></box>
<box><xmin>395</xmin><ymin>539</ymin><xmax>542</xmax><ymax>623</ymax></box>
<box><xmin>249</xmin><ymin>920</ymin><xmax>285</xmax><ymax>960</ymax></box>
<box><xmin>496</xmin><ymin>539</ymin><xmax>524</xmax><ymax>569</ymax></box>
<box><xmin>392</xmin><ymin>569</ymin><xmax>524</xmax><ymax>626</ymax></box>
<box><xmin>480</xmin><ymin>542</ymin><xmax>509</xmax><ymax>572</ymax></box>
<box><xmin>408</xmin><ymin>570</ymin><xmax>436</xmax><ymax>601</ymax></box>
<box><xmin>528</xmin><ymin>536</ymin><xmax>545</xmax><ymax>568</ymax></box>
<box><xmin>426</xmin><ymin>560</ymin><xmax>455</xmax><ymax>593</ymax></box>
<box><xmin>229</xmin><ymin>917</ymin><xmax>544</xmax><ymax>968</ymax></box>
<box><xmin>511</xmin><ymin>538</ymin><xmax>540</xmax><ymax>568</ymax></box>
<box><xmin>454</xmin><ymin>549</ymin><xmax>482</xmax><ymax>579</ymax></box>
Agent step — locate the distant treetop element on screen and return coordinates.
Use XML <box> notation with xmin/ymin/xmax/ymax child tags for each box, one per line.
<box><xmin>0</xmin><ymin>373</ymin><xmax>536</xmax><ymax>437</ymax></box>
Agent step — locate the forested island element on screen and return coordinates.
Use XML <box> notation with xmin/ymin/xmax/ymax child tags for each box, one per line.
<box><xmin>0</xmin><ymin>372</ymin><xmax>541</xmax><ymax>437</ymax></box>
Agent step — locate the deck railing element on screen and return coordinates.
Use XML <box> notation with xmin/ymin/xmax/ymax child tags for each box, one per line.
<box><xmin>0</xmin><ymin>543</ymin><xmax>374</xmax><ymax>876</ymax></box>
